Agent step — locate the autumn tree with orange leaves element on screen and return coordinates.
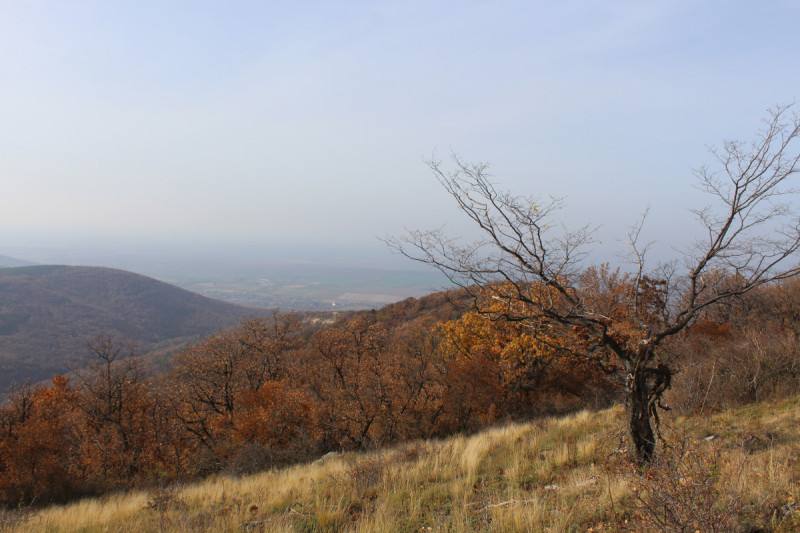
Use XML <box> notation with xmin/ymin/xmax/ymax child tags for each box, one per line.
<box><xmin>0</xmin><ymin>377</ymin><xmax>78</xmax><ymax>505</ymax></box>
<box><xmin>170</xmin><ymin>312</ymin><xmax>316</xmax><ymax>470</ymax></box>
<box><xmin>438</xmin><ymin>280</ymin><xmax>620</xmax><ymax>423</ymax></box>
<box><xmin>306</xmin><ymin>313</ymin><xmax>447</xmax><ymax>449</ymax></box>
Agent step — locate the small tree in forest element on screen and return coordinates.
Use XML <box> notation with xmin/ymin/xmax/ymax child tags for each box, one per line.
<box><xmin>388</xmin><ymin>104</ymin><xmax>800</xmax><ymax>461</ymax></box>
<box><xmin>170</xmin><ymin>312</ymin><xmax>304</xmax><ymax>463</ymax></box>
<box><xmin>0</xmin><ymin>376</ymin><xmax>78</xmax><ymax>505</ymax></box>
<box><xmin>73</xmin><ymin>334</ymin><xmax>148</xmax><ymax>483</ymax></box>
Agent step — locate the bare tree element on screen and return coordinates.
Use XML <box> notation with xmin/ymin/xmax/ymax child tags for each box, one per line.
<box><xmin>74</xmin><ymin>334</ymin><xmax>144</xmax><ymax>479</ymax></box>
<box><xmin>388</xmin><ymin>104</ymin><xmax>800</xmax><ymax>461</ymax></box>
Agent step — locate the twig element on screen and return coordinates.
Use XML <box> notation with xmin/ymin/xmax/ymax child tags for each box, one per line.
<box><xmin>466</xmin><ymin>498</ymin><xmax>537</xmax><ymax>513</ymax></box>
<box><xmin>240</xmin><ymin>519</ymin><xmax>273</xmax><ymax>530</ymax></box>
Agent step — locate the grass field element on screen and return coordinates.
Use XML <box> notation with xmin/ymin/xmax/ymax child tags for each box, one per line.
<box><xmin>3</xmin><ymin>398</ymin><xmax>799</xmax><ymax>532</ymax></box>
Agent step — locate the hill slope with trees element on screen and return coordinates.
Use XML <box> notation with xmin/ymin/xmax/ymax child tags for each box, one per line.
<box><xmin>1</xmin><ymin>271</ymin><xmax>799</xmax><ymax>512</ymax></box>
<box><xmin>0</xmin><ymin>265</ymin><xmax>268</xmax><ymax>389</ymax></box>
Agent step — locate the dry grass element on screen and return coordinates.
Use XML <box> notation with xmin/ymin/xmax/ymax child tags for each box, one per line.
<box><xmin>3</xmin><ymin>397</ymin><xmax>799</xmax><ymax>532</ymax></box>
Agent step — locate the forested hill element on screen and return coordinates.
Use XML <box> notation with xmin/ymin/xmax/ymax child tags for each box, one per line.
<box><xmin>0</xmin><ymin>265</ymin><xmax>268</xmax><ymax>389</ymax></box>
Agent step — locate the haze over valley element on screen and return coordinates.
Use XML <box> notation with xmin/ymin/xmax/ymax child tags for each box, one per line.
<box><xmin>0</xmin><ymin>242</ymin><xmax>446</xmax><ymax>311</ymax></box>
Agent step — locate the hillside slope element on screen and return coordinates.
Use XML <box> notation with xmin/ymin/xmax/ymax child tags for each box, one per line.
<box><xmin>5</xmin><ymin>397</ymin><xmax>799</xmax><ymax>532</ymax></box>
<box><xmin>0</xmin><ymin>265</ymin><xmax>267</xmax><ymax>389</ymax></box>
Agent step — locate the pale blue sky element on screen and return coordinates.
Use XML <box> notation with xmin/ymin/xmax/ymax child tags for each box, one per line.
<box><xmin>1</xmin><ymin>1</ymin><xmax>799</xmax><ymax>265</ymax></box>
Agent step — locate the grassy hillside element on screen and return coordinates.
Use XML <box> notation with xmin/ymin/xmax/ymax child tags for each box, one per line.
<box><xmin>4</xmin><ymin>397</ymin><xmax>798</xmax><ymax>532</ymax></box>
<box><xmin>0</xmin><ymin>265</ymin><xmax>269</xmax><ymax>389</ymax></box>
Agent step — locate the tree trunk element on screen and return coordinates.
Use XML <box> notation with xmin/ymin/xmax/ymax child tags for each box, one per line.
<box><xmin>628</xmin><ymin>366</ymin><xmax>655</xmax><ymax>462</ymax></box>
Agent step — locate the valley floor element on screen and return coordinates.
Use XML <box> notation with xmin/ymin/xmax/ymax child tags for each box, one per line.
<box><xmin>3</xmin><ymin>397</ymin><xmax>800</xmax><ymax>532</ymax></box>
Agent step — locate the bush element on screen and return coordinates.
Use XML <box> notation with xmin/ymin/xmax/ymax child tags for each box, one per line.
<box><xmin>669</xmin><ymin>325</ymin><xmax>800</xmax><ymax>414</ymax></box>
<box><xmin>626</xmin><ymin>437</ymin><xmax>743</xmax><ymax>532</ymax></box>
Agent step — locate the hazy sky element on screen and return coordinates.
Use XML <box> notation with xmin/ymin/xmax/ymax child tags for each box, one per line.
<box><xmin>2</xmin><ymin>1</ymin><xmax>799</xmax><ymax>265</ymax></box>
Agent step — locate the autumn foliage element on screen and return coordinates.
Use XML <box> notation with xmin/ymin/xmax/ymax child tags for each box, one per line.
<box><xmin>2</xmin><ymin>276</ymin><xmax>800</xmax><ymax>507</ymax></box>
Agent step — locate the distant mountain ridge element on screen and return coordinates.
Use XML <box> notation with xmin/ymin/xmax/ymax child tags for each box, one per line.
<box><xmin>0</xmin><ymin>265</ymin><xmax>267</xmax><ymax>389</ymax></box>
<box><xmin>0</xmin><ymin>254</ymin><xmax>37</xmax><ymax>268</ymax></box>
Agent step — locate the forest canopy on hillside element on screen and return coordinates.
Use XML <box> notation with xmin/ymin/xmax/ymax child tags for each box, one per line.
<box><xmin>2</xmin><ymin>276</ymin><xmax>800</xmax><ymax>506</ymax></box>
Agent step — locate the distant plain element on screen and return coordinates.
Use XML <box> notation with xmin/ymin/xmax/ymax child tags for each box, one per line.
<box><xmin>0</xmin><ymin>243</ymin><xmax>447</xmax><ymax>311</ymax></box>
